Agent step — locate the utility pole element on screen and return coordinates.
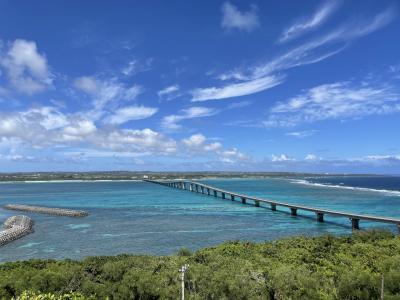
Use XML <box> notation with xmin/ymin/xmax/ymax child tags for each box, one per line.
<box><xmin>179</xmin><ymin>264</ymin><xmax>189</xmax><ymax>300</ymax></box>
<box><xmin>381</xmin><ymin>274</ymin><xmax>384</xmax><ymax>300</ymax></box>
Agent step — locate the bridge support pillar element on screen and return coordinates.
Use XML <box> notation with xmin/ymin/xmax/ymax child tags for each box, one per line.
<box><xmin>271</xmin><ymin>204</ymin><xmax>276</xmax><ymax>211</ymax></box>
<box><xmin>231</xmin><ymin>194</ymin><xmax>235</xmax><ymax>201</ymax></box>
<box><xmin>222</xmin><ymin>193</ymin><xmax>225</xmax><ymax>199</ymax></box>
<box><xmin>195</xmin><ymin>185</ymin><xmax>199</xmax><ymax>193</ymax></box>
<box><xmin>241</xmin><ymin>197</ymin><xmax>246</xmax><ymax>204</ymax></box>
<box><xmin>213</xmin><ymin>190</ymin><xmax>217</xmax><ymax>197</ymax></box>
<box><xmin>255</xmin><ymin>200</ymin><xmax>260</xmax><ymax>207</ymax></box>
<box><xmin>351</xmin><ymin>218</ymin><xmax>360</xmax><ymax>230</ymax></box>
<box><xmin>207</xmin><ymin>188</ymin><xmax>210</xmax><ymax>195</ymax></box>
<box><xmin>200</xmin><ymin>186</ymin><xmax>204</xmax><ymax>194</ymax></box>
<box><xmin>316</xmin><ymin>212</ymin><xmax>324</xmax><ymax>222</ymax></box>
<box><xmin>290</xmin><ymin>208</ymin><xmax>297</xmax><ymax>216</ymax></box>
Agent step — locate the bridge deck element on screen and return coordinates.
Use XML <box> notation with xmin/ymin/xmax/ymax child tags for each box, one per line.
<box><xmin>144</xmin><ymin>179</ymin><xmax>400</xmax><ymax>230</ymax></box>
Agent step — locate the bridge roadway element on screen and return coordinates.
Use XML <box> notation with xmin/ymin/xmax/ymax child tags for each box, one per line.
<box><xmin>144</xmin><ymin>179</ymin><xmax>400</xmax><ymax>231</ymax></box>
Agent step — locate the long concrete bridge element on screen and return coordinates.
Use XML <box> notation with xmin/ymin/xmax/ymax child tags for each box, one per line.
<box><xmin>145</xmin><ymin>179</ymin><xmax>400</xmax><ymax>231</ymax></box>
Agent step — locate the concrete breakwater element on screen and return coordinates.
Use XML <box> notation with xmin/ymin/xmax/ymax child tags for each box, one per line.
<box><xmin>0</xmin><ymin>215</ymin><xmax>34</xmax><ymax>246</ymax></box>
<box><xmin>4</xmin><ymin>204</ymin><xmax>89</xmax><ymax>217</ymax></box>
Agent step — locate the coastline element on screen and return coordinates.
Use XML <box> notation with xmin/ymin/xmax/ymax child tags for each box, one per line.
<box><xmin>0</xmin><ymin>179</ymin><xmax>143</xmax><ymax>184</ymax></box>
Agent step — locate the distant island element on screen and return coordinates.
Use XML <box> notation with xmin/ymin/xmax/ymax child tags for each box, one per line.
<box><xmin>0</xmin><ymin>171</ymin><xmax>382</xmax><ymax>182</ymax></box>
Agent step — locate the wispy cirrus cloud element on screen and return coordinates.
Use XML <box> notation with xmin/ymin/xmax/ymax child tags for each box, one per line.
<box><xmin>264</xmin><ymin>80</ymin><xmax>400</xmax><ymax>127</ymax></box>
<box><xmin>286</xmin><ymin>130</ymin><xmax>317</xmax><ymax>138</ymax></box>
<box><xmin>73</xmin><ymin>76</ymin><xmax>143</xmax><ymax>120</ymax></box>
<box><xmin>121</xmin><ymin>58</ymin><xmax>153</xmax><ymax>77</ymax></box>
<box><xmin>191</xmin><ymin>75</ymin><xmax>284</xmax><ymax>102</ymax></box>
<box><xmin>196</xmin><ymin>7</ymin><xmax>396</xmax><ymax>103</ymax></box>
<box><xmin>221</xmin><ymin>2</ymin><xmax>260</xmax><ymax>32</ymax></box>
<box><xmin>158</xmin><ymin>84</ymin><xmax>181</xmax><ymax>101</ymax></box>
<box><xmin>279</xmin><ymin>1</ymin><xmax>340</xmax><ymax>43</ymax></box>
<box><xmin>252</xmin><ymin>7</ymin><xmax>396</xmax><ymax>80</ymax></box>
<box><xmin>161</xmin><ymin>106</ymin><xmax>218</xmax><ymax>130</ymax></box>
<box><xmin>103</xmin><ymin>105</ymin><xmax>158</xmax><ymax>125</ymax></box>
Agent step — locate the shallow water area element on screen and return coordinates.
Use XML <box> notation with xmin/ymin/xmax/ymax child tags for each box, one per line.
<box><xmin>0</xmin><ymin>177</ymin><xmax>399</xmax><ymax>262</ymax></box>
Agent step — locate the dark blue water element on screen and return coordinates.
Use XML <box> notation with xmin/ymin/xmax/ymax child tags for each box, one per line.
<box><xmin>0</xmin><ymin>177</ymin><xmax>399</xmax><ymax>262</ymax></box>
<box><xmin>303</xmin><ymin>175</ymin><xmax>400</xmax><ymax>192</ymax></box>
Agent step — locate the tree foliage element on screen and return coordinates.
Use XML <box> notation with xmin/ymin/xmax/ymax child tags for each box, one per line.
<box><xmin>1</xmin><ymin>230</ymin><xmax>399</xmax><ymax>299</ymax></box>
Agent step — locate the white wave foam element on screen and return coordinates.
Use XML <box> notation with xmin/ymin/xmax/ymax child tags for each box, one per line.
<box><xmin>291</xmin><ymin>179</ymin><xmax>400</xmax><ymax>196</ymax></box>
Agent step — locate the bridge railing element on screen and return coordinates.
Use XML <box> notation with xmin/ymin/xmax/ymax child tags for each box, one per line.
<box><xmin>144</xmin><ymin>179</ymin><xmax>400</xmax><ymax>231</ymax></box>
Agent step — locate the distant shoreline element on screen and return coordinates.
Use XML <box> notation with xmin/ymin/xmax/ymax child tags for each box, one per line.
<box><xmin>0</xmin><ymin>173</ymin><xmax>398</xmax><ymax>184</ymax></box>
<box><xmin>0</xmin><ymin>179</ymin><xmax>143</xmax><ymax>184</ymax></box>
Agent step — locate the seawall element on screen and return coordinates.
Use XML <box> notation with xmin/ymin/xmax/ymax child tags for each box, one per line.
<box><xmin>4</xmin><ymin>204</ymin><xmax>88</xmax><ymax>217</ymax></box>
<box><xmin>0</xmin><ymin>215</ymin><xmax>34</xmax><ymax>246</ymax></box>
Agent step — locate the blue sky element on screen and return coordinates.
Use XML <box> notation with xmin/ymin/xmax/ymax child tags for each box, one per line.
<box><xmin>0</xmin><ymin>0</ymin><xmax>400</xmax><ymax>173</ymax></box>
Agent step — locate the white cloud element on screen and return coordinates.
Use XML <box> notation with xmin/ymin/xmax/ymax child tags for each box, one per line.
<box><xmin>121</xmin><ymin>58</ymin><xmax>153</xmax><ymax>76</ymax></box>
<box><xmin>0</xmin><ymin>39</ymin><xmax>52</xmax><ymax>94</ymax></box>
<box><xmin>279</xmin><ymin>1</ymin><xmax>339</xmax><ymax>43</ymax></box>
<box><xmin>121</xmin><ymin>59</ymin><xmax>138</xmax><ymax>76</ymax></box>
<box><xmin>257</xmin><ymin>8</ymin><xmax>395</xmax><ymax>79</ymax></box>
<box><xmin>158</xmin><ymin>85</ymin><xmax>181</xmax><ymax>101</ymax></box>
<box><xmin>181</xmin><ymin>133</ymin><xmax>247</xmax><ymax>163</ymax></box>
<box><xmin>191</xmin><ymin>8</ymin><xmax>395</xmax><ymax>103</ymax></box>
<box><xmin>221</xmin><ymin>2</ymin><xmax>260</xmax><ymax>32</ymax></box>
<box><xmin>362</xmin><ymin>155</ymin><xmax>400</xmax><ymax>161</ymax></box>
<box><xmin>265</xmin><ymin>80</ymin><xmax>400</xmax><ymax>127</ymax></box>
<box><xmin>202</xmin><ymin>7</ymin><xmax>396</xmax><ymax>103</ymax></box>
<box><xmin>218</xmin><ymin>148</ymin><xmax>248</xmax><ymax>163</ymax></box>
<box><xmin>103</xmin><ymin>105</ymin><xmax>158</xmax><ymax>125</ymax></box>
<box><xmin>204</xmin><ymin>142</ymin><xmax>223</xmax><ymax>151</ymax></box>
<box><xmin>182</xmin><ymin>133</ymin><xmax>206</xmax><ymax>148</ymax></box>
<box><xmin>161</xmin><ymin>106</ymin><xmax>218</xmax><ymax>130</ymax></box>
<box><xmin>286</xmin><ymin>130</ymin><xmax>317</xmax><ymax>138</ymax></box>
<box><xmin>102</xmin><ymin>128</ymin><xmax>177</xmax><ymax>154</ymax></box>
<box><xmin>0</xmin><ymin>107</ymin><xmax>90</xmax><ymax>146</ymax></box>
<box><xmin>305</xmin><ymin>154</ymin><xmax>319</xmax><ymax>161</ymax></box>
<box><xmin>74</xmin><ymin>76</ymin><xmax>143</xmax><ymax>120</ymax></box>
<box><xmin>61</xmin><ymin>119</ymin><xmax>97</xmax><ymax>142</ymax></box>
<box><xmin>271</xmin><ymin>154</ymin><xmax>294</xmax><ymax>162</ymax></box>
<box><xmin>191</xmin><ymin>75</ymin><xmax>284</xmax><ymax>102</ymax></box>
<box><xmin>63</xmin><ymin>120</ymin><xmax>97</xmax><ymax>136</ymax></box>
<box><xmin>0</xmin><ymin>106</ymin><xmax>178</xmax><ymax>155</ymax></box>
<box><xmin>74</xmin><ymin>76</ymin><xmax>98</xmax><ymax>94</ymax></box>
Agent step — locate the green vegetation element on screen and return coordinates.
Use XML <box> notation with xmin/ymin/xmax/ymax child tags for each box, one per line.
<box><xmin>1</xmin><ymin>230</ymin><xmax>400</xmax><ymax>299</ymax></box>
<box><xmin>0</xmin><ymin>171</ymin><xmax>376</xmax><ymax>182</ymax></box>
<box><xmin>13</xmin><ymin>291</ymin><xmax>91</xmax><ymax>300</ymax></box>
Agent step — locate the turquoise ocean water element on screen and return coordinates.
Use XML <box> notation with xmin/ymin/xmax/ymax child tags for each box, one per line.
<box><xmin>0</xmin><ymin>177</ymin><xmax>399</xmax><ymax>262</ymax></box>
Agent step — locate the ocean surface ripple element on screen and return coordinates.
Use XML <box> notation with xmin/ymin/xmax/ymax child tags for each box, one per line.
<box><xmin>0</xmin><ymin>176</ymin><xmax>399</xmax><ymax>262</ymax></box>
